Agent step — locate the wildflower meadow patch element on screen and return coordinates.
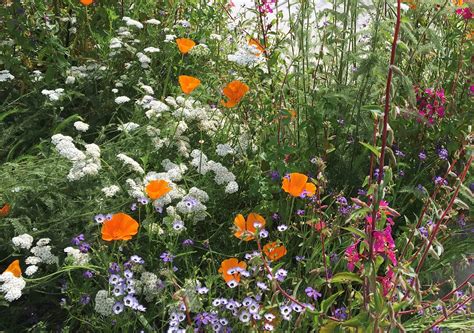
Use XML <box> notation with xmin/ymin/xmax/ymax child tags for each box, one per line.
<box><xmin>0</xmin><ymin>0</ymin><xmax>473</xmax><ymax>332</ymax></box>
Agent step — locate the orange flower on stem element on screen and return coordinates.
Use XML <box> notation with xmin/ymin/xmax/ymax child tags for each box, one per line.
<box><xmin>233</xmin><ymin>213</ymin><xmax>266</xmax><ymax>241</ymax></box>
<box><xmin>263</xmin><ymin>242</ymin><xmax>287</xmax><ymax>261</ymax></box>
<box><xmin>248</xmin><ymin>38</ymin><xmax>265</xmax><ymax>56</ymax></box>
<box><xmin>179</xmin><ymin>75</ymin><xmax>201</xmax><ymax>94</ymax></box>
<box><xmin>0</xmin><ymin>203</ymin><xmax>11</xmax><ymax>217</ymax></box>
<box><xmin>176</xmin><ymin>38</ymin><xmax>196</xmax><ymax>54</ymax></box>
<box><xmin>221</xmin><ymin>80</ymin><xmax>249</xmax><ymax>108</ymax></box>
<box><xmin>80</xmin><ymin>0</ymin><xmax>93</xmax><ymax>6</ymax></box>
<box><xmin>281</xmin><ymin>172</ymin><xmax>316</xmax><ymax>198</ymax></box>
<box><xmin>218</xmin><ymin>258</ymin><xmax>247</xmax><ymax>288</ymax></box>
<box><xmin>4</xmin><ymin>259</ymin><xmax>21</xmax><ymax>277</ymax></box>
<box><xmin>101</xmin><ymin>213</ymin><xmax>139</xmax><ymax>241</ymax></box>
<box><xmin>146</xmin><ymin>180</ymin><xmax>171</xmax><ymax>200</ymax></box>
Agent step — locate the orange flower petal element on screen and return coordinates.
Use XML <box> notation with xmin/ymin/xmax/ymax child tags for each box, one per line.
<box><xmin>263</xmin><ymin>242</ymin><xmax>287</xmax><ymax>261</ymax></box>
<box><xmin>146</xmin><ymin>180</ymin><xmax>172</xmax><ymax>200</ymax></box>
<box><xmin>80</xmin><ymin>0</ymin><xmax>93</xmax><ymax>5</ymax></box>
<box><xmin>101</xmin><ymin>213</ymin><xmax>139</xmax><ymax>241</ymax></box>
<box><xmin>179</xmin><ymin>75</ymin><xmax>201</xmax><ymax>94</ymax></box>
<box><xmin>0</xmin><ymin>203</ymin><xmax>11</xmax><ymax>217</ymax></box>
<box><xmin>221</xmin><ymin>80</ymin><xmax>249</xmax><ymax>108</ymax></box>
<box><xmin>246</xmin><ymin>213</ymin><xmax>266</xmax><ymax>233</ymax></box>
<box><xmin>248</xmin><ymin>38</ymin><xmax>265</xmax><ymax>55</ymax></box>
<box><xmin>4</xmin><ymin>259</ymin><xmax>21</xmax><ymax>277</ymax></box>
<box><xmin>176</xmin><ymin>38</ymin><xmax>196</xmax><ymax>54</ymax></box>
<box><xmin>304</xmin><ymin>182</ymin><xmax>316</xmax><ymax>197</ymax></box>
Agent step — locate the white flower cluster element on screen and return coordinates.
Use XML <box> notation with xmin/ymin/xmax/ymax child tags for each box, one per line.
<box><xmin>0</xmin><ymin>69</ymin><xmax>14</xmax><ymax>82</ymax></box>
<box><xmin>164</xmin><ymin>34</ymin><xmax>177</xmax><ymax>42</ymax></box>
<box><xmin>123</xmin><ymin>16</ymin><xmax>144</xmax><ymax>29</ymax></box>
<box><xmin>209</xmin><ymin>33</ymin><xmax>222</xmax><ymax>41</ymax></box>
<box><xmin>65</xmin><ymin>63</ymin><xmax>105</xmax><ymax>85</ymax></box>
<box><xmin>190</xmin><ymin>149</ymin><xmax>238</xmax><ymax>193</ymax></box>
<box><xmin>42</xmin><ymin>88</ymin><xmax>64</xmax><ymax>101</ymax></box>
<box><xmin>216</xmin><ymin>143</ymin><xmax>235</xmax><ymax>157</ymax></box>
<box><xmin>139</xmin><ymin>272</ymin><xmax>162</xmax><ymax>302</ymax></box>
<box><xmin>117</xmin><ymin>153</ymin><xmax>145</xmax><ymax>174</ymax></box>
<box><xmin>176</xmin><ymin>187</ymin><xmax>209</xmax><ymax>222</ymax></box>
<box><xmin>136</xmin><ymin>52</ymin><xmax>152</xmax><ymax>68</ymax></box>
<box><xmin>31</xmin><ymin>70</ymin><xmax>44</xmax><ymax>82</ymax></box>
<box><xmin>115</xmin><ymin>96</ymin><xmax>131</xmax><ymax>104</ymax></box>
<box><xmin>51</xmin><ymin>134</ymin><xmax>101</xmax><ymax>181</ymax></box>
<box><xmin>64</xmin><ymin>247</ymin><xmax>90</xmax><ymax>266</ymax></box>
<box><xmin>29</xmin><ymin>238</ymin><xmax>58</xmax><ymax>265</ymax></box>
<box><xmin>228</xmin><ymin>43</ymin><xmax>264</xmax><ymax>67</ymax></box>
<box><xmin>189</xmin><ymin>44</ymin><xmax>210</xmax><ymax>57</ymax></box>
<box><xmin>0</xmin><ymin>272</ymin><xmax>25</xmax><ymax>302</ymax></box>
<box><xmin>125</xmin><ymin>178</ymin><xmax>146</xmax><ymax>199</ymax></box>
<box><xmin>137</xmin><ymin>95</ymin><xmax>170</xmax><ymax>119</ymax></box>
<box><xmin>145</xmin><ymin>19</ymin><xmax>161</xmax><ymax>25</ymax></box>
<box><xmin>101</xmin><ymin>185</ymin><xmax>121</xmax><ymax>197</ymax></box>
<box><xmin>94</xmin><ymin>290</ymin><xmax>115</xmax><ymax>316</ymax></box>
<box><xmin>12</xmin><ymin>234</ymin><xmax>34</xmax><ymax>249</ymax></box>
<box><xmin>118</xmin><ymin>122</ymin><xmax>140</xmax><ymax>132</ymax></box>
<box><xmin>73</xmin><ymin>121</ymin><xmax>89</xmax><ymax>132</ymax></box>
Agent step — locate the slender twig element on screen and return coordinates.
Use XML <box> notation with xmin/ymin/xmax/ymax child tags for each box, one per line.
<box><xmin>424</xmin><ymin>296</ymin><xmax>473</xmax><ymax>332</ymax></box>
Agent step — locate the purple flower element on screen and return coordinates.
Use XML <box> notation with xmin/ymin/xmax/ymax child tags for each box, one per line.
<box><xmin>269</xmin><ymin>170</ymin><xmax>280</xmax><ymax>181</ymax></box>
<box><xmin>94</xmin><ymin>214</ymin><xmax>106</xmax><ymax>224</ymax></box>
<box><xmin>271</xmin><ymin>212</ymin><xmax>281</xmax><ymax>221</ymax></box>
<box><xmin>160</xmin><ymin>251</ymin><xmax>175</xmax><ymax>263</ymax></box>
<box><xmin>130</xmin><ymin>203</ymin><xmax>137</xmax><ymax>211</ymax></box>
<box><xmin>305</xmin><ymin>287</ymin><xmax>322</xmax><ymax>301</ymax></box>
<box><xmin>431</xmin><ymin>326</ymin><xmax>442</xmax><ymax>333</ymax></box>
<box><xmin>109</xmin><ymin>274</ymin><xmax>121</xmax><ymax>285</ymax></box>
<box><xmin>182</xmin><ymin>239</ymin><xmax>194</xmax><ymax>246</ymax></box>
<box><xmin>79</xmin><ymin>242</ymin><xmax>91</xmax><ymax>253</ymax></box>
<box><xmin>336</xmin><ymin>196</ymin><xmax>348</xmax><ymax>206</ymax></box>
<box><xmin>183</xmin><ymin>197</ymin><xmax>198</xmax><ymax>209</ymax></box>
<box><xmin>80</xmin><ymin>294</ymin><xmax>91</xmax><ymax>305</ymax></box>
<box><xmin>333</xmin><ymin>306</ymin><xmax>348</xmax><ymax>320</ymax></box>
<box><xmin>130</xmin><ymin>255</ymin><xmax>144</xmax><ymax>264</ymax></box>
<box><xmin>109</xmin><ymin>262</ymin><xmax>120</xmax><ymax>274</ymax></box>
<box><xmin>123</xmin><ymin>295</ymin><xmax>138</xmax><ymax>308</ymax></box>
<box><xmin>296</xmin><ymin>209</ymin><xmax>305</xmax><ymax>216</ymax></box>
<box><xmin>434</xmin><ymin>176</ymin><xmax>447</xmax><ymax>186</ymax></box>
<box><xmin>71</xmin><ymin>234</ymin><xmax>85</xmax><ymax>246</ymax></box>
<box><xmin>105</xmin><ymin>213</ymin><xmax>113</xmax><ymax>220</ymax></box>
<box><xmin>83</xmin><ymin>270</ymin><xmax>94</xmax><ymax>279</ymax></box>
<box><xmin>295</xmin><ymin>255</ymin><xmax>305</xmax><ymax>262</ymax></box>
<box><xmin>113</xmin><ymin>301</ymin><xmax>124</xmax><ymax>314</ymax></box>
<box><xmin>194</xmin><ymin>312</ymin><xmax>217</xmax><ymax>327</ymax></box>
<box><xmin>277</xmin><ymin>224</ymin><xmax>288</xmax><ymax>232</ymax></box>
<box><xmin>437</xmin><ymin>147</ymin><xmax>448</xmax><ymax>160</ymax></box>
<box><xmin>357</xmin><ymin>189</ymin><xmax>367</xmax><ymax>196</ymax></box>
<box><xmin>172</xmin><ymin>220</ymin><xmax>185</xmax><ymax>231</ymax></box>
<box><xmin>138</xmin><ymin>197</ymin><xmax>149</xmax><ymax>205</ymax></box>
<box><xmin>275</xmin><ymin>269</ymin><xmax>287</xmax><ymax>282</ymax></box>
<box><xmin>330</xmin><ymin>252</ymin><xmax>339</xmax><ymax>264</ymax></box>
<box><xmin>259</xmin><ymin>229</ymin><xmax>269</xmax><ymax>238</ymax></box>
<box><xmin>418</xmin><ymin>151</ymin><xmax>427</xmax><ymax>161</ymax></box>
<box><xmin>155</xmin><ymin>206</ymin><xmax>163</xmax><ymax>213</ymax></box>
<box><xmin>419</xmin><ymin>226</ymin><xmax>428</xmax><ymax>238</ymax></box>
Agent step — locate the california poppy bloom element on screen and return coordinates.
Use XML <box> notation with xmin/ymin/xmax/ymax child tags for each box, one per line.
<box><xmin>221</xmin><ymin>80</ymin><xmax>249</xmax><ymax>108</ymax></box>
<box><xmin>281</xmin><ymin>173</ymin><xmax>316</xmax><ymax>198</ymax></box>
<box><xmin>176</xmin><ymin>38</ymin><xmax>196</xmax><ymax>54</ymax></box>
<box><xmin>0</xmin><ymin>203</ymin><xmax>10</xmax><ymax>217</ymax></box>
<box><xmin>101</xmin><ymin>213</ymin><xmax>139</xmax><ymax>241</ymax></box>
<box><xmin>233</xmin><ymin>213</ymin><xmax>266</xmax><ymax>241</ymax></box>
<box><xmin>263</xmin><ymin>242</ymin><xmax>287</xmax><ymax>261</ymax></box>
<box><xmin>218</xmin><ymin>258</ymin><xmax>247</xmax><ymax>287</ymax></box>
<box><xmin>4</xmin><ymin>259</ymin><xmax>21</xmax><ymax>277</ymax></box>
<box><xmin>80</xmin><ymin>0</ymin><xmax>93</xmax><ymax>5</ymax></box>
<box><xmin>179</xmin><ymin>75</ymin><xmax>201</xmax><ymax>94</ymax></box>
<box><xmin>248</xmin><ymin>38</ymin><xmax>265</xmax><ymax>55</ymax></box>
<box><xmin>146</xmin><ymin>180</ymin><xmax>171</xmax><ymax>200</ymax></box>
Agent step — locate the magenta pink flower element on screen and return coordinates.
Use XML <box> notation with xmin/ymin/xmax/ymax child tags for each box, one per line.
<box><xmin>456</xmin><ymin>8</ymin><xmax>473</xmax><ymax>20</ymax></box>
<box><xmin>373</xmin><ymin>225</ymin><xmax>397</xmax><ymax>266</ymax></box>
<box><xmin>345</xmin><ymin>241</ymin><xmax>361</xmax><ymax>271</ymax></box>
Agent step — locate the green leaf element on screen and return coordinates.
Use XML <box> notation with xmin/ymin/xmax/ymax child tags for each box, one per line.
<box><xmin>330</xmin><ymin>272</ymin><xmax>363</xmax><ymax>284</ymax></box>
<box><xmin>359</xmin><ymin>142</ymin><xmax>381</xmax><ymax>158</ymax></box>
<box><xmin>341</xmin><ymin>227</ymin><xmax>367</xmax><ymax>239</ymax></box>
<box><xmin>320</xmin><ymin>291</ymin><xmax>344</xmax><ymax>314</ymax></box>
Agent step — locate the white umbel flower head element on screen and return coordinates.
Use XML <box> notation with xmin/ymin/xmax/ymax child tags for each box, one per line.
<box><xmin>0</xmin><ymin>272</ymin><xmax>26</xmax><ymax>302</ymax></box>
<box><xmin>73</xmin><ymin>121</ymin><xmax>89</xmax><ymax>132</ymax></box>
<box><xmin>115</xmin><ymin>96</ymin><xmax>131</xmax><ymax>104</ymax></box>
<box><xmin>101</xmin><ymin>185</ymin><xmax>121</xmax><ymax>198</ymax></box>
<box><xmin>12</xmin><ymin>234</ymin><xmax>34</xmax><ymax>249</ymax></box>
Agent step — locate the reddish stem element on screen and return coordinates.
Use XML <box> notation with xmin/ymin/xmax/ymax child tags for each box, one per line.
<box><xmin>424</xmin><ymin>296</ymin><xmax>473</xmax><ymax>332</ymax></box>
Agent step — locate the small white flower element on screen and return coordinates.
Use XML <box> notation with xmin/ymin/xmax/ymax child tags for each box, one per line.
<box><xmin>118</xmin><ymin>122</ymin><xmax>140</xmax><ymax>132</ymax></box>
<box><xmin>143</xmin><ymin>46</ymin><xmax>160</xmax><ymax>53</ymax></box>
<box><xmin>12</xmin><ymin>234</ymin><xmax>34</xmax><ymax>249</ymax></box>
<box><xmin>0</xmin><ymin>70</ymin><xmax>15</xmax><ymax>82</ymax></box>
<box><xmin>115</xmin><ymin>96</ymin><xmax>131</xmax><ymax>104</ymax></box>
<box><xmin>73</xmin><ymin>121</ymin><xmax>89</xmax><ymax>132</ymax></box>
<box><xmin>101</xmin><ymin>185</ymin><xmax>121</xmax><ymax>198</ymax></box>
<box><xmin>145</xmin><ymin>19</ymin><xmax>161</xmax><ymax>25</ymax></box>
<box><xmin>123</xmin><ymin>16</ymin><xmax>143</xmax><ymax>29</ymax></box>
<box><xmin>25</xmin><ymin>265</ymin><xmax>38</xmax><ymax>276</ymax></box>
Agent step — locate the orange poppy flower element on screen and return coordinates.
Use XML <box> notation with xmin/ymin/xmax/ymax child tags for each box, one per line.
<box><xmin>221</xmin><ymin>80</ymin><xmax>249</xmax><ymax>108</ymax></box>
<box><xmin>146</xmin><ymin>180</ymin><xmax>171</xmax><ymax>200</ymax></box>
<box><xmin>218</xmin><ymin>258</ymin><xmax>247</xmax><ymax>287</ymax></box>
<box><xmin>402</xmin><ymin>0</ymin><xmax>416</xmax><ymax>9</ymax></box>
<box><xmin>248</xmin><ymin>38</ymin><xmax>265</xmax><ymax>55</ymax></box>
<box><xmin>233</xmin><ymin>213</ymin><xmax>266</xmax><ymax>241</ymax></box>
<box><xmin>179</xmin><ymin>75</ymin><xmax>201</xmax><ymax>94</ymax></box>
<box><xmin>0</xmin><ymin>203</ymin><xmax>11</xmax><ymax>217</ymax></box>
<box><xmin>176</xmin><ymin>38</ymin><xmax>196</xmax><ymax>54</ymax></box>
<box><xmin>101</xmin><ymin>213</ymin><xmax>139</xmax><ymax>241</ymax></box>
<box><xmin>80</xmin><ymin>0</ymin><xmax>93</xmax><ymax>5</ymax></box>
<box><xmin>4</xmin><ymin>259</ymin><xmax>21</xmax><ymax>277</ymax></box>
<box><xmin>263</xmin><ymin>242</ymin><xmax>287</xmax><ymax>261</ymax></box>
<box><xmin>281</xmin><ymin>173</ymin><xmax>316</xmax><ymax>198</ymax></box>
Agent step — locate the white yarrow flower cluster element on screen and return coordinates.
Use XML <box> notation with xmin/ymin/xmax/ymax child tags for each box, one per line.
<box><xmin>94</xmin><ymin>290</ymin><xmax>114</xmax><ymax>316</ymax></box>
<box><xmin>115</xmin><ymin>96</ymin><xmax>131</xmax><ymax>104</ymax></box>
<box><xmin>145</xmin><ymin>19</ymin><xmax>161</xmax><ymax>25</ymax></box>
<box><xmin>64</xmin><ymin>247</ymin><xmax>90</xmax><ymax>266</ymax></box>
<box><xmin>136</xmin><ymin>95</ymin><xmax>170</xmax><ymax>119</ymax></box>
<box><xmin>190</xmin><ymin>150</ymin><xmax>238</xmax><ymax>193</ymax></box>
<box><xmin>12</xmin><ymin>234</ymin><xmax>34</xmax><ymax>249</ymax></box>
<box><xmin>118</xmin><ymin>122</ymin><xmax>140</xmax><ymax>132</ymax></box>
<box><xmin>30</xmin><ymin>238</ymin><xmax>58</xmax><ymax>265</ymax></box>
<box><xmin>0</xmin><ymin>272</ymin><xmax>26</xmax><ymax>302</ymax></box>
<box><xmin>117</xmin><ymin>153</ymin><xmax>145</xmax><ymax>174</ymax></box>
<box><xmin>73</xmin><ymin>121</ymin><xmax>89</xmax><ymax>132</ymax></box>
<box><xmin>176</xmin><ymin>187</ymin><xmax>209</xmax><ymax>222</ymax></box>
<box><xmin>216</xmin><ymin>143</ymin><xmax>235</xmax><ymax>157</ymax></box>
<box><xmin>136</xmin><ymin>52</ymin><xmax>152</xmax><ymax>68</ymax></box>
<box><xmin>228</xmin><ymin>43</ymin><xmax>264</xmax><ymax>67</ymax></box>
<box><xmin>51</xmin><ymin>134</ymin><xmax>102</xmax><ymax>181</ymax></box>
<box><xmin>0</xmin><ymin>69</ymin><xmax>15</xmax><ymax>82</ymax></box>
<box><xmin>101</xmin><ymin>185</ymin><xmax>121</xmax><ymax>197</ymax></box>
<box><xmin>42</xmin><ymin>88</ymin><xmax>65</xmax><ymax>101</ymax></box>
<box><xmin>123</xmin><ymin>16</ymin><xmax>144</xmax><ymax>29</ymax></box>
